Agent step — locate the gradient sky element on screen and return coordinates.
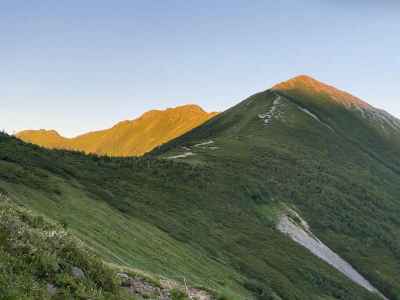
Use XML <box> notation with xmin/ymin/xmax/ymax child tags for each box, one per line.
<box><xmin>1</xmin><ymin>1</ymin><xmax>399</xmax><ymax>137</ymax></box>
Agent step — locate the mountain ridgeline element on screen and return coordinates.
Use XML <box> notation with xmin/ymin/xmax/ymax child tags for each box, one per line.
<box><xmin>17</xmin><ymin>105</ymin><xmax>218</xmax><ymax>156</ymax></box>
<box><xmin>1</xmin><ymin>75</ymin><xmax>400</xmax><ymax>300</ymax></box>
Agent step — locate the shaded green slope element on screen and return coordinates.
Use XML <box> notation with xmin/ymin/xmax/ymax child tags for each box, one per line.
<box><xmin>1</xmin><ymin>76</ymin><xmax>399</xmax><ymax>299</ymax></box>
<box><xmin>151</xmin><ymin>81</ymin><xmax>400</xmax><ymax>299</ymax></box>
<box><xmin>0</xmin><ymin>135</ymin><xmax>247</xmax><ymax>297</ymax></box>
<box><xmin>272</xmin><ymin>75</ymin><xmax>400</xmax><ymax>174</ymax></box>
<box><xmin>0</xmin><ymin>199</ymin><xmax>130</xmax><ymax>300</ymax></box>
<box><xmin>0</xmin><ymin>129</ymin><xmax>384</xmax><ymax>300</ymax></box>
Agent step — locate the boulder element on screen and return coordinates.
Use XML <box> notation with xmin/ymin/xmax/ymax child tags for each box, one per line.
<box><xmin>47</xmin><ymin>283</ymin><xmax>57</xmax><ymax>296</ymax></box>
<box><xmin>71</xmin><ymin>266</ymin><xmax>85</xmax><ymax>279</ymax></box>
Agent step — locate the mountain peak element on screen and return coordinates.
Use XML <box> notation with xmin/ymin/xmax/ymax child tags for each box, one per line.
<box><xmin>273</xmin><ymin>75</ymin><xmax>371</xmax><ymax>109</ymax></box>
<box><xmin>281</xmin><ymin>74</ymin><xmax>317</xmax><ymax>84</ymax></box>
<box><xmin>18</xmin><ymin>129</ymin><xmax>62</xmax><ymax>138</ymax></box>
<box><xmin>272</xmin><ymin>74</ymin><xmax>328</xmax><ymax>90</ymax></box>
<box><xmin>173</xmin><ymin>104</ymin><xmax>206</xmax><ymax>112</ymax></box>
<box><xmin>173</xmin><ymin>104</ymin><xmax>219</xmax><ymax>117</ymax></box>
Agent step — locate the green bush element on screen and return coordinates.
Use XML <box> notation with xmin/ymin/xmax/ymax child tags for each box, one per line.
<box><xmin>0</xmin><ymin>200</ymin><xmax>124</xmax><ymax>300</ymax></box>
<box><xmin>171</xmin><ymin>288</ymin><xmax>189</xmax><ymax>300</ymax></box>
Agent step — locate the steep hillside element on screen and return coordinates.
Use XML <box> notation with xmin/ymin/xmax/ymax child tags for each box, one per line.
<box><xmin>151</xmin><ymin>76</ymin><xmax>400</xmax><ymax>299</ymax></box>
<box><xmin>271</xmin><ymin>75</ymin><xmax>400</xmax><ymax>173</ymax></box>
<box><xmin>1</xmin><ymin>76</ymin><xmax>399</xmax><ymax>300</ymax></box>
<box><xmin>17</xmin><ymin>105</ymin><xmax>218</xmax><ymax>156</ymax></box>
<box><xmin>0</xmin><ymin>198</ymin><xmax>127</xmax><ymax>299</ymax></box>
<box><xmin>0</xmin><ymin>197</ymin><xmax>217</xmax><ymax>300</ymax></box>
<box><xmin>0</xmin><ymin>133</ymin><xmax>383</xmax><ymax>300</ymax></box>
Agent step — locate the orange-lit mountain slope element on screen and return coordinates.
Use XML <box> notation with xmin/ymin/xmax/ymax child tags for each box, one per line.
<box><xmin>17</xmin><ymin>104</ymin><xmax>217</xmax><ymax>156</ymax></box>
<box><xmin>272</xmin><ymin>75</ymin><xmax>371</xmax><ymax>109</ymax></box>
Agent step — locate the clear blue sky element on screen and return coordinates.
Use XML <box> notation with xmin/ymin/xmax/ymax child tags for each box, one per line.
<box><xmin>1</xmin><ymin>1</ymin><xmax>399</xmax><ymax>137</ymax></box>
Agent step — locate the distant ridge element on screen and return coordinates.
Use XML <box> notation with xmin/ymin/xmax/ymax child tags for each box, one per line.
<box><xmin>17</xmin><ymin>104</ymin><xmax>218</xmax><ymax>156</ymax></box>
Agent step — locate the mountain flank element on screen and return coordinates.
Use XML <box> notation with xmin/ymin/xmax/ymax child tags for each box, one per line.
<box><xmin>17</xmin><ymin>104</ymin><xmax>218</xmax><ymax>157</ymax></box>
<box><xmin>2</xmin><ymin>75</ymin><xmax>400</xmax><ymax>299</ymax></box>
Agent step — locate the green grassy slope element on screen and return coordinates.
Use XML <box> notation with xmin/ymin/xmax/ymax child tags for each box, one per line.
<box><xmin>0</xmin><ymin>76</ymin><xmax>399</xmax><ymax>299</ymax></box>
<box><xmin>0</xmin><ymin>137</ymin><xmax>247</xmax><ymax>298</ymax></box>
<box><xmin>272</xmin><ymin>76</ymin><xmax>400</xmax><ymax>175</ymax></box>
<box><xmin>0</xmin><ymin>197</ymin><xmax>215</xmax><ymax>300</ymax></box>
<box><xmin>0</xmin><ymin>133</ymin><xmax>384</xmax><ymax>299</ymax></box>
<box><xmin>0</xmin><ymin>198</ymin><xmax>132</xmax><ymax>300</ymax></box>
<box><xmin>151</xmin><ymin>78</ymin><xmax>400</xmax><ymax>299</ymax></box>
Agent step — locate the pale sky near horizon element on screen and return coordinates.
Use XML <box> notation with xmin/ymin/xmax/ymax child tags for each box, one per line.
<box><xmin>1</xmin><ymin>1</ymin><xmax>399</xmax><ymax>137</ymax></box>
